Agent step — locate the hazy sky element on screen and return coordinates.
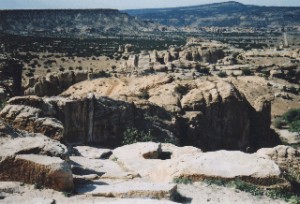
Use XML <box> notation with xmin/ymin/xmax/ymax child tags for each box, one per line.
<box><xmin>0</xmin><ymin>0</ymin><xmax>299</xmax><ymax>10</ymax></box>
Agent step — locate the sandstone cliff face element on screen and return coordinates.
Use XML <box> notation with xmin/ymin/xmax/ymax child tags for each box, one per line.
<box><xmin>0</xmin><ymin>9</ymin><xmax>156</xmax><ymax>37</ymax></box>
<box><xmin>0</xmin><ymin>96</ymin><xmax>136</xmax><ymax>146</ymax></box>
<box><xmin>0</xmin><ymin>74</ymin><xmax>280</xmax><ymax>151</ymax></box>
<box><xmin>24</xmin><ymin>71</ymin><xmax>109</xmax><ymax>97</ymax></box>
<box><xmin>122</xmin><ymin>39</ymin><xmax>227</xmax><ymax>73</ymax></box>
<box><xmin>181</xmin><ymin>80</ymin><xmax>251</xmax><ymax>150</ymax></box>
<box><xmin>0</xmin><ymin>96</ymin><xmax>64</xmax><ymax>141</ymax></box>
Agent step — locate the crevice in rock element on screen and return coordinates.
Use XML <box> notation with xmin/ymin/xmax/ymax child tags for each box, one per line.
<box><xmin>71</xmin><ymin>166</ymin><xmax>105</xmax><ymax>176</ymax></box>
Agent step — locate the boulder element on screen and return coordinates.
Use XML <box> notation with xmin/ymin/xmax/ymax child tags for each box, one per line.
<box><xmin>0</xmin><ymin>154</ymin><xmax>73</xmax><ymax>191</ymax></box>
<box><xmin>257</xmin><ymin>145</ymin><xmax>300</xmax><ymax>185</ymax></box>
<box><xmin>70</xmin><ymin>156</ymin><xmax>137</xmax><ymax>179</ymax></box>
<box><xmin>113</xmin><ymin>142</ymin><xmax>163</xmax><ymax>177</ymax></box>
<box><xmin>73</xmin><ymin>146</ymin><xmax>112</xmax><ymax>159</ymax></box>
<box><xmin>76</xmin><ymin>181</ymin><xmax>177</xmax><ymax>200</ymax></box>
<box><xmin>151</xmin><ymin>150</ymin><xmax>284</xmax><ymax>186</ymax></box>
<box><xmin>105</xmin><ymin>199</ymin><xmax>177</xmax><ymax>204</ymax></box>
<box><xmin>0</xmin><ymin>135</ymin><xmax>68</xmax><ymax>159</ymax></box>
<box><xmin>113</xmin><ymin>142</ymin><xmax>287</xmax><ymax>188</ymax></box>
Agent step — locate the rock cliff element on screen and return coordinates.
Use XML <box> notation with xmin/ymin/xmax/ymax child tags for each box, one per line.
<box><xmin>0</xmin><ymin>9</ymin><xmax>157</xmax><ymax>37</ymax></box>
<box><xmin>0</xmin><ymin>74</ymin><xmax>281</xmax><ymax>151</ymax></box>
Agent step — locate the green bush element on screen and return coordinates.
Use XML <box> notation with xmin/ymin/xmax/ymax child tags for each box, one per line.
<box><xmin>173</xmin><ymin>177</ymin><xmax>193</xmax><ymax>185</ymax></box>
<box><xmin>174</xmin><ymin>84</ymin><xmax>190</xmax><ymax>95</ymax></box>
<box><xmin>230</xmin><ymin>179</ymin><xmax>263</xmax><ymax>196</ymax></box>
<box><xmin>241</xmin><ymin>68</ymin><xmax>252</xmax><ymax>76</ymax></box>
<box><xmin>217</xmin><ymin>71</ymin><xmax>227</xmax><ymax>78</ymax></box>
<box><xmin>138</xmin><ymin>89</ymin><xmax>150</xmax><ymax>100</ymax></box>
<box><xmin>289</xmin><ymin>120</ymin><xmax>300</xmax><ymax>136</ymax></box>
<box><xmin>203</xmin><ymin>178</ymin><xmax>300</xmax><ymax>202</ymax></box>
<box><xmin>283</xmin><ymin>109</ymin><xmax>300</xmax><ymax>123</ymax></box>
<box><xmin>198</xmin><ymin>67</ymin><xmax>210</xmax><ymax>75</ymax></box>
<box><xmin>122</xmin><ymin>127</ymin><xmax>154</xmax><ymax>145</ymax></box>
<box><xmin>273</xmin><ymin>117</ymin><xmax>286</xmax><ymax>129</ymax></box>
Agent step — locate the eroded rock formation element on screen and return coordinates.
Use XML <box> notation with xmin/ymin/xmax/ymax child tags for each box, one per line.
<box><xmin>1</xmin><ymin>75</ymin><xmax>281</xmax><ymax>151</ymax></box>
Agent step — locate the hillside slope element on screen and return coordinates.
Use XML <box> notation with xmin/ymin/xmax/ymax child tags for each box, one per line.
<box><xmin>0</xmin><ymin>9</ymin><xmax>158</xmax><ymax>37</ymax></box>
<box><xmin>125</xmin><ymin>1</ymin><xmax>300</xmax><ymax>28</ymax></box>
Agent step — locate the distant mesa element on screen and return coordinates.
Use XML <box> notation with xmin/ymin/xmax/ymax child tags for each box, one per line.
<box><xmin>125</xmin><ymin>1</ymin><xmax>300</xmax><ymax>28</ymax></box>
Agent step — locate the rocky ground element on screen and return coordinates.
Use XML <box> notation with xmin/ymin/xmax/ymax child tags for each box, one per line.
<box><xmin>0</xmin><ymin>37</ymin><xmax>300</xmax><ymax>203</ymax></box>
<box><xmin>0</xmin><ymin>127</ymin><xmax>297</xmax><ymax>203</ymax></box>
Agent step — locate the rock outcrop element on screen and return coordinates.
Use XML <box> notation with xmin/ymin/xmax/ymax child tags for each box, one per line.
<box><xmin>0</xmin><ymin>154</ymin><xmax>74</xmax><ymax>191</ymax></box>
<box><xmin>0</xmin><ymin>9</ymin><xmax>158</xmax><ymax>38</ymax></box>
<box><xmin>1</xmin><ymin>74</ymin><xmax>280</xmax><ymax>151</ymax></box>
<box><xmin>257</xmin><ymin>145</ymin><xmax>300</xmax><ymax>186</ymax></box>
<box><xmin>0</xmin><ymin>96</ymin><xmax>64</xmax><ymax>141</ymax></box>
<box><xmin>0</xmin><ymin>120</ymin><xmax>74</xmax><ymax>191</ymax></box>
<box><xmin>24</xmin><ymin>70</ymin><xmax>112</xmax><ymax>97</ymax></box>
<box><xmin>122</xmin><ymin>39</ymin><xmax>227</xmax><ymax>74</ymax></box>
<box><xmin>112</xmin><ymin>142</ymin><xmax>288</xmax><ymax>187</ymax></box>
<box><xmin>76</xmin><ymin>181</ymin><xmax>177</xmax><ymax>200</ymax></box>
<box><xmin>0</xmin><ymin>135</ymin><xmax>68</xmax><ymax>159</ymax></box>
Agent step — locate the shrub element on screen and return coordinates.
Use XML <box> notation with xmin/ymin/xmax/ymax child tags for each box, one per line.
<box><xmin>122</xmin><ymin>128</ymin><xmax>154</xmax><ymax>145</ymax></box>
<box><xmin>62</xmin><ymin>191</ymin><xmax>72</xmax><ymax>197</ymax></box>
<box><xmin>230</xmin><ymin>179</ymin><xmax>263</xmax><ymax>196</ymax></box>
<box><xmin>273</xmin><ymin>117</ymin><xmax>286</xmax><ymax>129</ymax></box>
<box><xmin>203</xmin><ymin>178</ymin><xmax>300</xmax><ymax>202</ymax></box>
<box><xmin>217</xmin><ymin>71</ymin><xmax>227</xmax><ymax>78</ymax></box>
<box><xmin>289</xmin><ymin>120</ymin><xmax>300</xmax><ymax>136</ymax></box>
<box><xmin>174</xmin><ymin>84</ymin><xmax>190</xmax><ymax>95</ymax></box>
<box><xmin>138</xmin><ymin>89</ymin><xmax>150</xmax><ymax>100</ymax></box>
<box><xmin>0</xmin><ymin>100</ymin><xmax>7</xmax><ymax>110</ymax></box>
<box><xmin>241</xmin><ymin>68</ymin><xmax>252</xmax><ymax>76</ymax></box>
<box><xmin>34</xmin><ymin>183</ymin><xmax>44</xmax><ymax>190</ymax></box>
<box><xmin>283</xmin><ymin>109</ymin><xmax>300</xmax><ymax>123</ymax></box>
<box><xmin>198</xmin><ymin>67</ymin><xmax>210</xmax><ymax>75</ymax></box>
<box><xmin>173</xmin><ymin>178</ymin><xmax>193</xmax><ymax>185</ymax></box>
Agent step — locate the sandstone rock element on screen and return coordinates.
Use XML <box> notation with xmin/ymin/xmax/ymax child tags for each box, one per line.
<box><xmin>76</xmin><ymin>181</ymin><xmax>177</xmax><ymax>200</ymax></box>
<box><xmin>0</xmin><ymin>135</ymin><xmax>68</xmax><ymax>159</ymax></box>
<box><xmin>113</xmin><ymin>142</ymin><xmax>286</xmax><ymax>188</ymax></box>
<box><xmin>0</xmin><ymin>119</ymin><xmax>23</xmax><ymax>139</ymax></box>
<box><xmin>3</xmin><ymin>72</ymin><xmax>279</xmax><ymax>151</ymax></box>
<box><xmin>0</xmin><ymin>96</ymin><xmax>135</xmax><ymax>146</ymax></box>
<box><xmin>124</xmin><ymin>44</ymin><xmax>134</xmax><ymax>53</ymax></box>
<box><xmin>151</xmin><ymin>150</ymin><xmax>284</xmax><ymax>185</ymax></box>
<box><xmin>24</xmin><ymin>71</ymin><xmax>89</xmax><ymax>97</ymax></box>
<box><xmin>105</xmin><ymin>199</ymin><xmax>177</xmax><ymax>204</ymax></box>
<box><xmin>73</xmin><ymin>146</ymin><xmax>112</xmax><ymax>159</ymax></box>
<box><xmin>0</xmin><ymin>102</ymin><xmax>64</xmax><ymax>141</ymax></box>
<box><xmin>0</xmin><ymin>154</ymin><xmax>74</xmax><ymax>191</ymax></box>
<box><xmin>70</xmin><ymin>156</ymin><xmax>137</xmax><ymax>179</ymax></box>
<box><xmin>127</xmin><ymin>55</ymin><xmax>138</xmax><ymax>68</ymax></box>
<box><xmin>113</xmin><ymin>142</ymin><xmax>163</xmax><ymax>177</ymax></box>
<box><xmin>257</xmin><ymin>145</ymin><xmax>300</xmax><ymax>185</ymax></box>
<box><xmin>148</xmin><ymin>89</ymin><xmax>182</xmax><ymax>113</ymax></box>
<box><xmin>181</xmin><ymin>80</ymin><xmax>251</xmax><ymax>151</ymax></box>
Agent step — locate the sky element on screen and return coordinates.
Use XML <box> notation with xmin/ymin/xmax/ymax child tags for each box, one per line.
<box><xmin>0</xmin><ymin>0</ymin><xmax>299</xmax><ymax>10</ymax></box>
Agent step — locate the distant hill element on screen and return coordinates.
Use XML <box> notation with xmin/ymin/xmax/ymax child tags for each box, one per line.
<box><xmin>125</xmin><ymin>1</ymin><xmax>300</xmax><ymax>28</ymax></box>
<box><xmin>0</xmin><ymin>9</ymin><xmax>158</xmax><ymax>38</ymax></box>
